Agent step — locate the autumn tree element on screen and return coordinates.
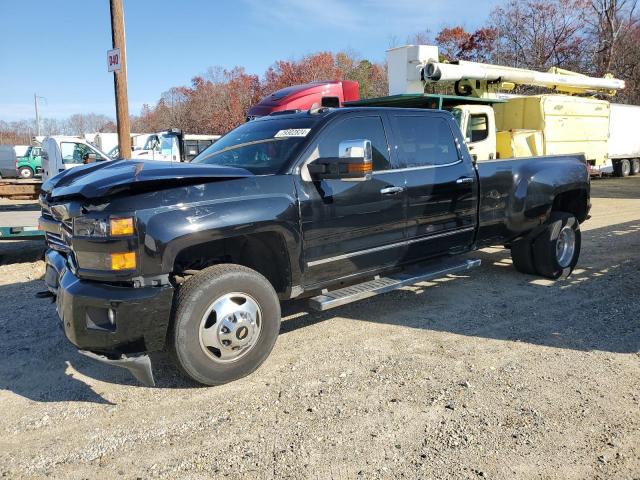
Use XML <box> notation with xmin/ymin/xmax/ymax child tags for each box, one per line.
<box><xmin>262</xmin><ymin>52</ymin><xmax>343</xmax><ymax>94</ymax></box>
<box><xmin>435</xmin><ymin>26</ymin><xmax>498</xmax><ymax>62</ymax></box>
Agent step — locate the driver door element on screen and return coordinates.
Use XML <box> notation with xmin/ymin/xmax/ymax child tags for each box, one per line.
<box><xmin>294</xmin><ymin>114</ymin><xmax>407</xmax><ymax>288</ymax></box>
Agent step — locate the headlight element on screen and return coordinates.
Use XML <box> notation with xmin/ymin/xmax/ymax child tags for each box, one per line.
<box><xmin>73</xmin><ymin>217</ymin><xmax>108</xmax><ymax>237</ymax></box>
<box><xmin>110</xmin><ymin>217</ymin><xmax>134</xmax><ymax>236</ymax></box>
<box><xmin>72</xmin><ymin>216</ymin><xmax>135</xmax><ymax>237</ymax></box>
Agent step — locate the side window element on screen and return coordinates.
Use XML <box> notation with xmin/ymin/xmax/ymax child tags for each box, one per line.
<box><xmin>198</xmin><ymin>140</ymin><xmax>212</xmax><ymax>151</ymax></box>
<box><xmin>184</xmin><ymin>140</ymin><xmax>199</xmax><ymax>158</ymax></box>
<box><xmin>466</xmin><ymin>114</ymin><xmax>489</xmax><ymax>142</ymax></box>
<box><xmin>312</xmin><ymin>116</ymin><xmax>391</xmax><ymax>171</ymax></box>
<box><xmin>144</xmin><ymin>135</ymin><xmax>161</xmax><ymax>151</ymax></box>
<box><xmin>60</xmin><ymin>142</ymin><xmax>90</xmax><ymax>164</ymax></box>
<box><xmin>391</xmin><ymin>116</ymin><xmax>459</xmax><ymax>168</ymax></box>
<box><xmin>161</xmin><ymin>135</ymin><xmax>180</xmax><ymax>161</ymax></box>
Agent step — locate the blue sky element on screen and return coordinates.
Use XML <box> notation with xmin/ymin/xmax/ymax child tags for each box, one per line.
<box><xmin>0</xmin><ymin>0</ymin><xmax>501</xmax><ymax>121</ymax></box>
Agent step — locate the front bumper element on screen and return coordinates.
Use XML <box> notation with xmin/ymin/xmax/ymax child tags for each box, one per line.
<box><xmin>45</xmin><ymin>249</ymin><xmax>174</xmax><ymax>355</ymax></box>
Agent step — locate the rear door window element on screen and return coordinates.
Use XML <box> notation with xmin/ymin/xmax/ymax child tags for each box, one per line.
<box><xmin>390</xmin><ymin>115</ymin><xmax>459</xmax><ymax>168</ymax></box>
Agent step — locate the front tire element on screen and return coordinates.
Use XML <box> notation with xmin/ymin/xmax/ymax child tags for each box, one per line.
<box><xmin>18</xmin><ymin>167</ymin><xmax>33</xmax><ymax>179</ymax></box>
<box><xmin>532</xmin><ymin>212</ymin><xmax>581</xmax><ymax>279</ymax></box>
<box><xmin>510</xmin><ymin>236</ymin><xmax>536</xmax><ymax>274</ymax></box>
<box><xmin>170</xmin><ymin>264</ymin><xmax>281</xmax><ymax>386</ymax></box>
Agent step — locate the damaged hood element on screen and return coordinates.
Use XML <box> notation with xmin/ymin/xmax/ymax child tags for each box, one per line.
<box><xmin>41</xmin><ymin>160</ymin><xmax>253</xmax><ymax>199</ymax></box>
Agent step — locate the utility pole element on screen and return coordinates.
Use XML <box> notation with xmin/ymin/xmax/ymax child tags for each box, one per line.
<box><xmin>34</xmin><ymin>93</ymin><xmax>40</xmax><ymax>137</ymax></box>
<box><xmin>110</xmin><ymin>0</ymin><xmax>131</xmax><ymax>158</ymax></box>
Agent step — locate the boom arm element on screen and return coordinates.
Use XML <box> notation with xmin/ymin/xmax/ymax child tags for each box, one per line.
<box><xmin>386</xmin><ymin>45</ymin><xmax>625</xmax><ymax>97</ymax></box>
<box><xmin>425</xmin><ymin>60</ymin><xmax>625</xmax><ymax>96</ymax></box>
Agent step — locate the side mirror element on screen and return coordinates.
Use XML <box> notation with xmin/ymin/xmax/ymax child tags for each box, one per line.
<box><xmin>83</xmin><ymin>153</ymin><xmax>98</xmax><ymax>164</ymax></box>
<box><xmin>308</xmin><ymin>139</ymin><xmax>373</xmax><ymax>182</ymax></box>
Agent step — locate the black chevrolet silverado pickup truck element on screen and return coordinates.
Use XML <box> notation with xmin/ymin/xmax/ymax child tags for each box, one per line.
<box><xmin>39</xmin><ymin>107</ymin><xmax>590</xmax><ymax>386</ymax></box>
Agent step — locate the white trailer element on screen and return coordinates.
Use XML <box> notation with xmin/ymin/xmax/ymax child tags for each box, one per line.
<box><xmin>608</xmin><ymin>103</ymin><xmax>640</xmax><ymax>176</ymax></box>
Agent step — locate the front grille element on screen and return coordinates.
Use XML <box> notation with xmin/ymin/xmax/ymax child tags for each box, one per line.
<box><xmin>45</xmin><ymin>231</ymin><xmax>70</xmax><ymax>252</ymax></box>
<box><xmin>41</xmin><ymin>204</ymin><xmax>72</xmax><ymax>252</ymax></box>
<box><xmin>62</xmin><ymin>219</ymin><xmax>73</xmax><ymax>234</ymax></box>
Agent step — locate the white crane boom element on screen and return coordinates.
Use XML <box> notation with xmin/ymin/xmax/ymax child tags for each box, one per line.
<box><xmin>387</xmin><ymin>45</ymin><xmax>625</xmax><ymax>97</ymax></box>
<box><xmin>425</xmin><ymin>60</ymin><xmax>625</xmax><ymax>94</ymax></box>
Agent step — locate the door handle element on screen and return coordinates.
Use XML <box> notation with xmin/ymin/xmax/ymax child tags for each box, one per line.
<box><xmin>380</xmin><ymin>186</ymin><xmax>404</xmax><ymax>195</ymax></box>
<box><xmin>456</xmin><ymin>177</ymin><xmax>474</xmax><ymax>184</ymax></box>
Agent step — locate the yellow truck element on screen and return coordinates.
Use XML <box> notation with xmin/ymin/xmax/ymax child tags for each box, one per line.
<box><xmin>376</xmin><ymin>45</ymin><xmax>640</xmax><ymax>176</ymax></box>
<box><xmin>453</xmin><ymin>94</ymin><xmax>640</xmax><ymax>176</ymax></box>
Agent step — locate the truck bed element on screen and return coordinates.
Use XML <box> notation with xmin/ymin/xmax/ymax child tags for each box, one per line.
<box><xmin>475</xmin><ymin>153</ymin><xmax>589</xmax><ymax>247</ymax></box>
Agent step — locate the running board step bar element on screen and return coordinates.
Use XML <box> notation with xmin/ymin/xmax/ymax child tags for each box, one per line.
<box><xmin>308</xmin><ymin>258</ymin><xmax>481</xmax><ymax>311</ymax></box>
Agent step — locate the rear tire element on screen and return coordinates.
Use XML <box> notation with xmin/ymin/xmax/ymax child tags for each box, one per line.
<box><xmin>630</xmin><ymin>158</ymin><xmax>640</xmax><ymax>176</ymax></box>
<box><xmin>532</xmin><ymin>212</ymin><xmax>581</xmax><ymax>279</ymax></box>
<box><xmin>170</xmin><ymin>264</ymin><xmax>281</xmax><ymax>386</ymax></box>
<box><xmin>614</xmin><ymin>159</ymin><xmax>631</xmax><ymax>177</ymax></box>
<box><xmin>510</xmin><ymin>236</ymin><xmax>537</xmax><ymax>275</ymax></box>
<box><xmin>18</xmin><ymin>167</ymin><xmax>33</xmax><ymax>179</ymax></box>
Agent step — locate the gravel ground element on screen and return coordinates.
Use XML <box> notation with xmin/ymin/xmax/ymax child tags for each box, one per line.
<box><xmin>0</xmin><ymin>177</ymin><xmax>638</xmax><ymax>479</ymax></box>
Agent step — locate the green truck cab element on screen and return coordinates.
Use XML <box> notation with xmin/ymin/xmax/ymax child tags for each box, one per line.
<box><xmin>17</xmin><ymin>146</ymin><xmax>42</xmax><ymax>178</ymax></box>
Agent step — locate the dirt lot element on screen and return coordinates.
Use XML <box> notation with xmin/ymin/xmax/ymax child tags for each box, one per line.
<box><xmin>0</xmin><ymin>177</ymin><xmax>638</xmax><ymax>479</ymax></box>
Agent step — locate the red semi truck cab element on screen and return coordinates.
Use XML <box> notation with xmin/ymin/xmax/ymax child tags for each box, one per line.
<box><xmin>247</xmin><ymin>80</ymin><xmax>359</xmax><ymax>120</ymax></box>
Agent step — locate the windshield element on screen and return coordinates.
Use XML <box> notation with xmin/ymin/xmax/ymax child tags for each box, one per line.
<box><xmin>451</xmin><ymin>108</ymin><xmax>464</xmax><ymax>129</ymax></box>
<box><xmin>192</xmin><ymin>117</ymin><xmax>319</xmax><ymax>174</ymax></box>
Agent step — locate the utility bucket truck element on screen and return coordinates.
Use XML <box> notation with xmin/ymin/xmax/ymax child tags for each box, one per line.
<box><xmin>348</xmin><ymin>45</ymin><xmax>640</xmax><ymax>176</ymax></box>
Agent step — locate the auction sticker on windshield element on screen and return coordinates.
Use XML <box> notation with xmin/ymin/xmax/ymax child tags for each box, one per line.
<box><xmin>274</xmin><ymin>129</ymin><xmax>311</xmax><ymax>138</ymax></box>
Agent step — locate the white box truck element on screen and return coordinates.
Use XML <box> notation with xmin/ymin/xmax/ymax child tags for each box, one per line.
<box><xmin>608</xmin><ymin>103</ymin><xmax>640</xmax><ymax>176</ymax></box>
<box><xmin>41</xmin><ymin>136</ymin><xmax>111</xmax><ymax>182</ymax></box>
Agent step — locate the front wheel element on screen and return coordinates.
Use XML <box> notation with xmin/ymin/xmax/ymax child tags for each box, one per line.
<box><xmin>170</xmin><ymin>264</ymin><xmax>281</xmax><ymax>386</ymax></box>
<box><xmin>18</xmin><ymin>167</ymin><xmax>33</xmax><ymax>179</ymax></box>
<box><xmin>532</xmin><ymin>212</ymin><xmax>581</xmax><ymax>279</ymax></box>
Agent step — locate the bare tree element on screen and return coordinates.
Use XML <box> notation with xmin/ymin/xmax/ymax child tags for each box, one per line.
<box><xmin>589</xmin><ymin>0</ymin><xmax>638</xmax><ymax>73</ymax></box>
<box><xmin>490</xmin><ymin>0</ymin><xmax>591</xmax><ymax>71</ymax></box>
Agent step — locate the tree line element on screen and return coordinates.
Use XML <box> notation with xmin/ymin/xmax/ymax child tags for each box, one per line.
<box><xmin>0</xmin><ymin>114</ymin><xmax>116</xmax><ymax>145</ymax></box>
<box><xmin>2</xmin><ymin>0</ymin><xmax>638</xmax><ymax>145</ymax></box>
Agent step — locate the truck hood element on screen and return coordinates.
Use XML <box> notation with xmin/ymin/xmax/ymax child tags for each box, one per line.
<box><xmin>41</xmin><ymin>160</ymin><xmax>253</xmax><ymax>200</ymax></box>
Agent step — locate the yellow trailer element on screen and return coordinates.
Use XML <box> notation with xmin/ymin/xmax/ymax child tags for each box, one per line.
<box><xmin>493</xmin><ymin>95</ymin><xmax>610</xmax><ymax>172</ymax></box>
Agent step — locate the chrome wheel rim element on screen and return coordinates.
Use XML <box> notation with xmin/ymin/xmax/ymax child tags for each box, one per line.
<box><xmin>198</xmin><ymin>292</ymin><xmax>262</xmax><ymax>363</ymax></box>
<box><xmin>556</xmin><ymin>226</ymin><xmax>576</xmax><ymax>268</ymax></box>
